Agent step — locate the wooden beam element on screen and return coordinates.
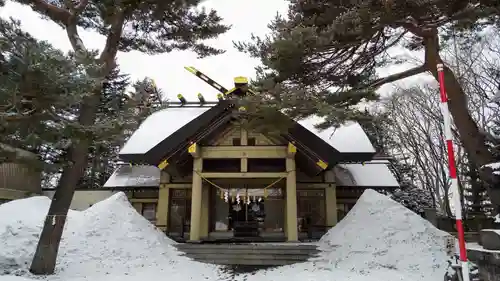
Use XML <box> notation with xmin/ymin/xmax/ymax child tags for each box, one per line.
<box><xmin>188</xmin><ymin>143</ymin><xmax>201</xmax><ymax>158</ymax></box>
<box><xmin>323</xmin><ymin>169</ymin><xmax>335</xmax><ymax>183</ymax></box>
<box><xmin>241</xmin><ymin>127</ymin><xmax>248</xmax><ymax>171</ymax></box>
<box><xmin>160</xmin><ymin>171</ymin><xmax>171</xmax><ymax>183</ymax></box>
<box><xmin>200</xmin><ymin>172</ymin><xmax>288</xmax><ymax>178</ymax></box>
<box><xmin>160</xmin><ymin>183</ymin><xmax>191</xmax><ymax>189</ymax></box>
<box><xmin>130</xmin><ymin>198</ymin><xmax>158</xmax><ymax>203</ymax></box>
<box><xmin>240</xmin><ymin>127</ymin><xmax>248</xmax><ymax>146</ymax></box>
<box><xmin>201</xmin><ymin>146</ymin><xmax>287</xmax><ymax>159</ymax></box>
<box><xmin>297</xmin><ymin>183</ymin><xmax>329</xmax><ymax>189</ymax></box>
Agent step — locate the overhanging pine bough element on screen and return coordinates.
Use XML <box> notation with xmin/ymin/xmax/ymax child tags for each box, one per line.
<box><xmin>237</xmin><ymin>0</ymin><xmax>500</xmax><ymax>209</ymax></box>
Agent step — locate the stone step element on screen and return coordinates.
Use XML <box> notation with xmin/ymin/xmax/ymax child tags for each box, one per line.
<box><xmin>174</xmin><ymin>243</ymin><xmax>319</xmax><ymax>266</ymax></box>
<box><xmin>178</xmin><ymin>248</ymin><xmax>319</xmax><ymax>255</ymax></box>
<box><xmin>175</xmin><ymin>243</ymin><xmax>318</xmax><ymax>250</ymax></box>
<box><xmin>182</xmin><ymin>252</ymin><xmax>313</xmax><ymax>260</ymax></box>
<box><xmin>192</xmin><ymin>258</ymin><xmax>302</xmax><ymax>266</ymax></box>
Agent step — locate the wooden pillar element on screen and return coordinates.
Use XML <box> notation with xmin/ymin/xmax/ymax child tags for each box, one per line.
<box><xmin>156</xmin><ymin>171</ymin><xmax>170</xmax><ymax>232</ymax></box>
<box><xmin>189</xmin><ymin>157</ymin><xmax>203</xmax><ymax>242</ymax></box>
<box><xmin>200</xmin><ymin>185</ymin><xmax>209</xmax><ymax>237</ymax></box>
<box><xmin>285</xmin><ymin>157</ymin><xmax>298</xmax><ymax>241</ymax></box>
<box><xmin>325</xmin><ymin>185</ymin><xmax>337</xmax><ymax>227</ymax></box>
<box><xmin>324</xmin><ymin>170</ymin><xmax>338</xmax><ymax>228</ymax></box>
<box><xmin>240</xmin><ymin>126</ymin><xmax>248</xmax><ymax>172</ymax></box>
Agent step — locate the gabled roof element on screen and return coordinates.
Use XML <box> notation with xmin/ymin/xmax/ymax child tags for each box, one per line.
<box><xmin>118</xmin><ymin>101</ymin><xmax>377</xmax><ymax>175</ymax></box>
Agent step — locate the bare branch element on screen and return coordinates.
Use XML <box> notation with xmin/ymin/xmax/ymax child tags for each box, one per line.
<box><xmin>369</xmin><ymin>65</ymin><xmax>427</xmax><ymax>89</ymax></box>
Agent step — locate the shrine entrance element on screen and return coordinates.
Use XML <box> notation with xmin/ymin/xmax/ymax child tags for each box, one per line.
<box><xmin>209</xmin><ymin>182</ymin><xmax>286</xmax><ymax>241</ymax></box>
<box><xmin>228</xmin><ymin>193</ymin><xmax>265</xmax><ymax>237</ymax></box>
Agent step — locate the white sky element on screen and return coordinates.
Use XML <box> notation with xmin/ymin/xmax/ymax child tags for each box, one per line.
<box><xmin>0</xmin><ymin>0</ymin><xmax>431</xmax><ymax>102</ymax></box>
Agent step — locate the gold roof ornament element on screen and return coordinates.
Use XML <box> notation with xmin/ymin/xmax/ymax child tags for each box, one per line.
<box><xmin>177</xmin><ymin>94</ymin><xmax>187</xmax><ymax>104</ymax></box>
<box><xmin>197</xmin><ymin>93</ymin><xmax>206</xmax><ymax>104</ymax></box>
<box><xmin>234</xmin><ymin>76</ymin><xmax>248</xmax><ymax>85</ymax></box>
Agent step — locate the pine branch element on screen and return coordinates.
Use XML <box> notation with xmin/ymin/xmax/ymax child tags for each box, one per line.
<box><xmin>99</xmin><ymin>9</ymin><xmax>126</xmax><ymax>72</ymax></box>
<box><xmin>30</xmin><ymin>0</ymin><xmax>70</xmax><ymax>25</ymax></box>
<box><xmin>368</xmin><ymin>65</ymin><xmax>427</xmax><ymax>89</ymax></box>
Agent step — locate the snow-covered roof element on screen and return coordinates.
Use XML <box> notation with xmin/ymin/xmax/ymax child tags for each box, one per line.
<box><xmin>298</xmin><ymin>117</ymin><xmax>375</xmax><ymax>153</ymax></box>
<box><xmin>119</xmin><ymin>105</ymin><xmax>375</xmax><ymax>155</ymax></box>
<box><xmin>119</xmin><ymin>107</ymin><xmax>211</xmax><ymax>155</ymax></box>
<box><xmin>103</xmin><ymin>165</ymin><xmax>160</xmax><ymax>188</ymax></box>
<box><xmin>338</xmin><ymin>161</ymin><xmax>399</xmax><ymax>187</ymax></box>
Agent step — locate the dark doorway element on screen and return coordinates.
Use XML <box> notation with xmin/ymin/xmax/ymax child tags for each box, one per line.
<box><xmin>228</xmin><ymin>195</ymin><xmax>265</xmax><ymax>237</ymax></box>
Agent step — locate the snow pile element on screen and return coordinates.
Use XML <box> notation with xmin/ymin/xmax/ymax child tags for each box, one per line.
<box><xmin>316</xmin><ymin>189</ymin><xmax>451</xmax><ymax>281</ymax></box>
<box><xmin>0</xmin><ymin>193</ymin><xmax>225</xmax><ymax>280</ymax></box>
<box><xmin>239</xmin><ymin>189</ymin><xmax>451</xmax><ymax>281</ymax></box>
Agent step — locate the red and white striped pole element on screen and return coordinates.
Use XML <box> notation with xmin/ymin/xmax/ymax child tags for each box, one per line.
<box><xmin>437</xmin><ymin>63</ymin><xmax>470</xmax><ymax>281</ymax></box>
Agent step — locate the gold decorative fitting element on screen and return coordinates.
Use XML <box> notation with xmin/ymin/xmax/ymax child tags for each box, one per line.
<box><xmin>188</xmin><ymin>143</ymin><xmax>197</xmax><ymax>154</ymax></box>
<box><xmin>158</xmin><ymin>159</ymin><xmax>169</xmax><ymax>170</ymax></box>
<box><xmin>238</xmin><ymin>106</ymin><xmax>247</xmax><ymax>112</ymax></box>
<box><xmin>234</xmin><ymin>76</ymin><xmax>248</xmax><ymax>84</ymax></box>
<box><xmin>316</xmin><ymin>160</ymin><xmax>328</xmax><ymax>170</ymax></box>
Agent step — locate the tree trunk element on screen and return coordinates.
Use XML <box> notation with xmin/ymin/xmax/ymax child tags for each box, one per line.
<box><xmin>423</xmin><ymin>32</ymin><xmax>500</xmax><ymax>210</ymax></box>
<box><xmin>29</xmin><ymin>94</ymin><xmax>99</xmax><ymax>275</ymax></box>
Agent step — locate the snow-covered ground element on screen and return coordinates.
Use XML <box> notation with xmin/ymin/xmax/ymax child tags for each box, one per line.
<box><xmin>0</xmin><ymin>190</ymin><xmax>453</xmax><ymax>281</ymax></box>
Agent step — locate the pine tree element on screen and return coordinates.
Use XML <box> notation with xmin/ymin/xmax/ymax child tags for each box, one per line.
<box><xmin>8</xmin><ymin>0</ymin><xmax>230</xmax><ymax>274</ymax></box>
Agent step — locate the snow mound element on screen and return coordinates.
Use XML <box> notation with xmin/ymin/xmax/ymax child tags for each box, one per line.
<box><xmin>0</xmin><ymin>193</ymin><xmax>225</xmax><ymax>280</ymax></box>
<box><xmin>316</xmin><ymin>189</ymin><xmax>451</xmax><ymax>281</ymax></box>
<box><xmin>0</xmin><ymin>196</ymin><xmax>61</xmax><ymax>274</ymax></box>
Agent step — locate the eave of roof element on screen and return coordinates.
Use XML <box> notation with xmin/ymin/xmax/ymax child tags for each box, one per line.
<box><xmin>103</xmin><ymin>165</ymin><xmax>160</xmax><ymax>188</ymax></box>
